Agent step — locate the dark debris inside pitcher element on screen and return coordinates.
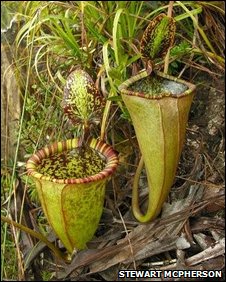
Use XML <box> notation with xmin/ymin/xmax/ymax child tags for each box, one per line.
<box><xmin>37</xmin><ymin>147</ymin><xmax>106</xmax><ymax>179</ymax></box>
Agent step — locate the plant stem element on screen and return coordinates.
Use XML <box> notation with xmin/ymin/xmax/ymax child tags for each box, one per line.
<box><xmin>164</xmin><ymin>1</ymin><xmax>174</xmax><ymax>74</ymax></box>
<box><xmin>100</xmin><ymin>98</ymin><xmax>111</xmax><ymax>141</ymax></box>
<box><xmin>1</xmin><ymin>215</ymin><xmax>71</xmax><ymax>263</ymax></box>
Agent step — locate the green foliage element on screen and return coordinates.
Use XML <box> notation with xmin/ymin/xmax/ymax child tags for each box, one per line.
<box><xmin>1</xmin><ymin>1</ymin><xmax>22</xmax><ymax>30</ymax></box>
<box><xmin>170</xmin><ymin>40</ymin><xmax>192</xmax><ymax>57</ymax></box>
<box><xmin>1</xmin><ymin>174</ymin><xmax>18</xmax><ymax>280</ymax></box>
<box><xmin>168</xmin><ymin>40</ymin><xmax>192</xmax><ymax>74</ymax></box>
<box><xmin>41</xmin><ymin>270</ymin><xmax>53</xmax><ymax>281</ymax></box>
<box><xmin>0</xmin><ymin>232</ymin><xmax>18</xmax><ymax>280</ymax></box>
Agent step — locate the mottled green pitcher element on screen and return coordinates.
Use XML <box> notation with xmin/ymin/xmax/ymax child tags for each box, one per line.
<box><xmin>26</xmin><ymin>138</ymin><xmax>118</xmax><ymax>253</ymax></box>
<box><xmin>119</xmin><ymin>70</ymin><xmax>196</xmax><ymax>222</ymax></box>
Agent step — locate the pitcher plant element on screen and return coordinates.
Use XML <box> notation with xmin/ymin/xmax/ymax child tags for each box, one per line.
<box><xmin>27</xmin><ymin>69</ymin><xmax>118</xmax><ymax>253</ymax></box>
<box><xmin>119</xmin><ymin>13</ymin><xmax>196</xmax><ymax>223</ymax></box>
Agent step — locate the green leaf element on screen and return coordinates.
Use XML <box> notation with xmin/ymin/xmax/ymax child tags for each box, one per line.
<box><xmin>113</xmin><ymin>8</ymin><xmax>124</xmax><ymax>65</ymax></box>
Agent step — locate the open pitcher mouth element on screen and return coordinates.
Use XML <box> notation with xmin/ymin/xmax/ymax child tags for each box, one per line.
<box><xmin>119</xmin><ymin>70</ymin><xmax>196</xmax><ymax>99</ymax></box>
<box><xmin>26</xmin><ymin>138</ymin><xmax>118</xmax><ymax>184</ymax></box>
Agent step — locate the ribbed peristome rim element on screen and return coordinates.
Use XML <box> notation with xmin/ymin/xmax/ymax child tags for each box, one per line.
<box><xmin>26</xmin><ymin>138</ymin><xmax>118</xmax><ymax>184</ymax></box>
<box><xmin>118</xmin><ymin>70</ymin><xmax>196</xmax><ymax>99</ymax></box>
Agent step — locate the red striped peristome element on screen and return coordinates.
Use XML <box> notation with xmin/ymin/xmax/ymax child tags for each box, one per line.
<box><xmin>26</xmin><ymin>138</ymin><xmax>119</xmax><ymax>184</ymax></box>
